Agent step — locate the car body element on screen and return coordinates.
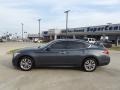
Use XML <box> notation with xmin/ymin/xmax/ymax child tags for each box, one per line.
<box><xmin>12</xmin><ymin>39</ymin><xmax>110</xmax><ymax>72</ymax></box>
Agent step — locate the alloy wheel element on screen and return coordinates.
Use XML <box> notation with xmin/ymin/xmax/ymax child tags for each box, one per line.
<box><xmin>19</xmin><ymin>57</ymin><xmax>33</xmax><ymax>71</ymax></box>
<box><xmin>83</xmin><ymin>58</ymin><xmax>97</xmax><ymax>72</ymax></box>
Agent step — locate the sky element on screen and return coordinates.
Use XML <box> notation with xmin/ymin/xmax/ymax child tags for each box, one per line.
<box><xmin>0</xmin><ymin>0</ymin><xmax>120</xmax><ymax>36</ymax></box>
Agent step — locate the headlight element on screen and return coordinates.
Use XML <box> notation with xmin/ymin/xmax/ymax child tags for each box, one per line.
<box><xmin>13</xmin><ymin>53</ymin><xmax>20</xmax><ymax>57</ymax></box>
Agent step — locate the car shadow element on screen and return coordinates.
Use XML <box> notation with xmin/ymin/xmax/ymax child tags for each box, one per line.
<box><xmin>33</xmin><ymin>66</ymin><xmax>83</xmax><ymax>71</ymax></box>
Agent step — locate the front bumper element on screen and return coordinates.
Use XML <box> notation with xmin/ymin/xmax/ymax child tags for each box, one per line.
<box><xmin>12</xmin><ymin>53</ymin><xmax>21</xmax><ymax>68</ymax></box>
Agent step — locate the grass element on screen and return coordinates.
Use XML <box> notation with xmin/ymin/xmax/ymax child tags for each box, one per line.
<box><xmin>7</xmin><ymin>49</ymin><xmax>20</xmax><ymax>54</ymax></box>
<box><xmin>109</xmin><ymin>46</ymin><xmax>120</xmax><ymax>51</ymax></box>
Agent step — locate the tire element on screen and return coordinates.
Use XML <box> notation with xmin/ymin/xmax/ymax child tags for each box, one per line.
<box><xmin>18</xmin><ymin>56</ymin><xmax>33</xmax><ymax>71</ymax></box>
<box><xmin>82</xmin><ymin>58</ymin><xmax>97</xmax><ymax>72</ymax></box>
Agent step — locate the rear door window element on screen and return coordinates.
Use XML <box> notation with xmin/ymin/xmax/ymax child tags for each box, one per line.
<box><xmin>66</xmin><ymin>41</ymin><xmax>89</xmax><ymax>50</ymax></box>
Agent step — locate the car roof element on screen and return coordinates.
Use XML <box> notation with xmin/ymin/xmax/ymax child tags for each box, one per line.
<box><xmin>53</xmin><ymin>39</ymin><xmax>85</xmax><ymax>42</ymax></box>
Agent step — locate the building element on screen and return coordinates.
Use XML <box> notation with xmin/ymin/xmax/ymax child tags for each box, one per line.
<box><xmin>28</xmin><ymin>23</ymin><xmax>120</xmax><ymax>44</ymax></box>
<box><xmin>42</xmin><ymin>29</ymin><xmax>55</xmax><ymax>41</ymax></box>
<box><xmin>42</xmin><ymin>23</ymin><xmax>120</xmax><ymax>43</ymax></box>
<box><xmin>28</xmin><ymin>29</ymin><xmax>57</xmax><ymax>42</ymax></box>
<box><xmin>28</xmin><ymin>34</ymin><xmax>40</xmax><ymax>41</ymax></box>
<box><xmin>42</xmin><ymin>29</ymin><xmax>61</xmax><ymax>41</ymax></box>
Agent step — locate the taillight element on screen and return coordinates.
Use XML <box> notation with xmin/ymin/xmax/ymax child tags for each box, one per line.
<box><xmin>102</xmin><ymin>49</ymin><xmax>109</xmax><ymax>55</ymax></box>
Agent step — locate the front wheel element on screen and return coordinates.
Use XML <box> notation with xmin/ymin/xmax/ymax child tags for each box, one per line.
<box><xmin>83</xmin><ymin>58</ymin><xmax>97</xmax><ymax>72</ymax></box>
<box><xmin>19</xmin><ymin>57</ymin><xmax>33</xmax><ymax>71</ymax></box>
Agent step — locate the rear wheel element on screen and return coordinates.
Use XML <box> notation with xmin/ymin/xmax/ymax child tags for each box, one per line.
<box><xmin>83</xmin><ymin>58</ymin><xmax>97</xmax><ymax>72</ymax></box>
<box><xmin>19</xmin><ymin>57</ymin><xmax>33</xmax><ymax>71</ymax></box>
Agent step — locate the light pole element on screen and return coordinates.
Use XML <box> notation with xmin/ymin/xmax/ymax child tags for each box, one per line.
<box><xmin>21</xmin><ymin>23</ymin><xmax>24</xmax><ymax>40</ymax></box>
<box><xmin>38</xmin><ymin>19</ymin><xmax>41</xmax><ymax>40</ymax></box>
<box><xmin>64</xmin><ymin>10</ymin><xmax>70</xmax><ymax>39</ymax></box>
<box><xmin>6</xmin><ymin>32</ymin><xmax>8</xmax><ymax>41</ymax></box>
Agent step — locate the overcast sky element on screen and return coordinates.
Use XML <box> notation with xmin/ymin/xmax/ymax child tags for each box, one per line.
<box><xmin>0</xmin><ymin>0</ymin><xmax>120</xmax><ymax>36</ymax></box>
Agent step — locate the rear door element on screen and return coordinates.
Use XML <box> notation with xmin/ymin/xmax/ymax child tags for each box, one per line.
<box><xmin>65</xmin><ymin>41</ymin><xmax>89</xmax><ymax>65</ymax></box>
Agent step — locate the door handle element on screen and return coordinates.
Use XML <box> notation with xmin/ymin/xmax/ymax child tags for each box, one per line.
<box><xmin>59</xmin><ymin>51</ymin><xmax>66</xmax><ymax>54</ymax></box>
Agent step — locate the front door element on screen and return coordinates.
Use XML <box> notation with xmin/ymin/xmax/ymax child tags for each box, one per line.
<box><xmin>35</xmin><ymin>41</ymin><xmax>68</xmax><ymax>66</ymax></box>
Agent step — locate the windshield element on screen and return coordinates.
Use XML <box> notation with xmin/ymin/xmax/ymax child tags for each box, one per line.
<box><xmin>38</xmin><ymin>40</ymin><xmax>54</xmax><ymax>48</ymax></box>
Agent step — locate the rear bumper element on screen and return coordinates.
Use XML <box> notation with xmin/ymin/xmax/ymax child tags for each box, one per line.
<box><xmin>98</xmin><ymin>55</ymin><xmax>110</xmax><ymax>66</ymax></box>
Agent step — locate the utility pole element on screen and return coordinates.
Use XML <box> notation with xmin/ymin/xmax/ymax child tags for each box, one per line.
<box><xmin>64</xmin><ymin>10</ymin><xmax>70</xmax><ymax>39</ymax></box>
<box><xmin>21</xmin><ymin>23</ymin><xmax>24</xmax><ymax>41</ymax></box>
<box><xmin>38</xmin><ymin>19</ymin><xmax>41</xmax><ymax>40</ymax></box>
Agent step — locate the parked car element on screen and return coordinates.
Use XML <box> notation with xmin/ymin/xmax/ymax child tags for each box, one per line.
<box><xmin>0</xmin><ymin>38</ymin><xmax>3</xmax><ymax>42</ymax></box>
<box><xmin>94</xmin><ymin>41</ymin><xmax>105</xmax><ymax>48</ymax></box>
<box><xmin>85</xmin><ymin>38</ymin><xmax>96</xmax><ymax>44</ymax></box>
<box><xmin>33</xmin><ymin>38</ymin><xmax>43</xmax><ymax>43</ymax></box>
<box><xmin>102</xmin><ymin>40</ymin><xmax>112</xmax><ymax>48</ymax></box>
<box><xmin>95</xmin><ymin>40</ymin><xmax>112</xmax><ymax>48</ymax></box>
<box><xmin>12</xmin><ymin>39</ymin><xmax>110</xmax><ymax>72</ymax></box>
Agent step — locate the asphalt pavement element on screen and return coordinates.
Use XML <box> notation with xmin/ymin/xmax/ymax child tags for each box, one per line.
<box><xmin>0</xmin><ymin>42</ymin><xmax>120</xmax><ymax>90</ymax></box>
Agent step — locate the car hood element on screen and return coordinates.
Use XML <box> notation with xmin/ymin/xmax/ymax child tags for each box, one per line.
<box><xmin>16</xmin><ymin>47</ymin><xmax>40</xmax><ymax>53</ymax></box>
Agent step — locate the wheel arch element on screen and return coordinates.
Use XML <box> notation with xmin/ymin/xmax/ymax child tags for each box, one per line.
<box><xmin>17</xmin><ymin>55</ymin><xmax>35</xmax><ymax>67</ymax></box>
<box><xmin>82</xmin><ymin>55</ymin><xmax>99</xmax><ymax>66</ymax></box>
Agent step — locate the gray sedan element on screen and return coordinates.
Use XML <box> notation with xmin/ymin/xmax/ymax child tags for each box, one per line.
<box><xmin>12</xmin><ymin>39</ymin><xmax>110</xmax><ymax>72</ymax></box>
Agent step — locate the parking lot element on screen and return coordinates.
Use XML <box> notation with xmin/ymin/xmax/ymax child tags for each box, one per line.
<box><xmin>0</xmin><ymin>42</ymin><xmax>120</xmax><ymax>90</ymax></box>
